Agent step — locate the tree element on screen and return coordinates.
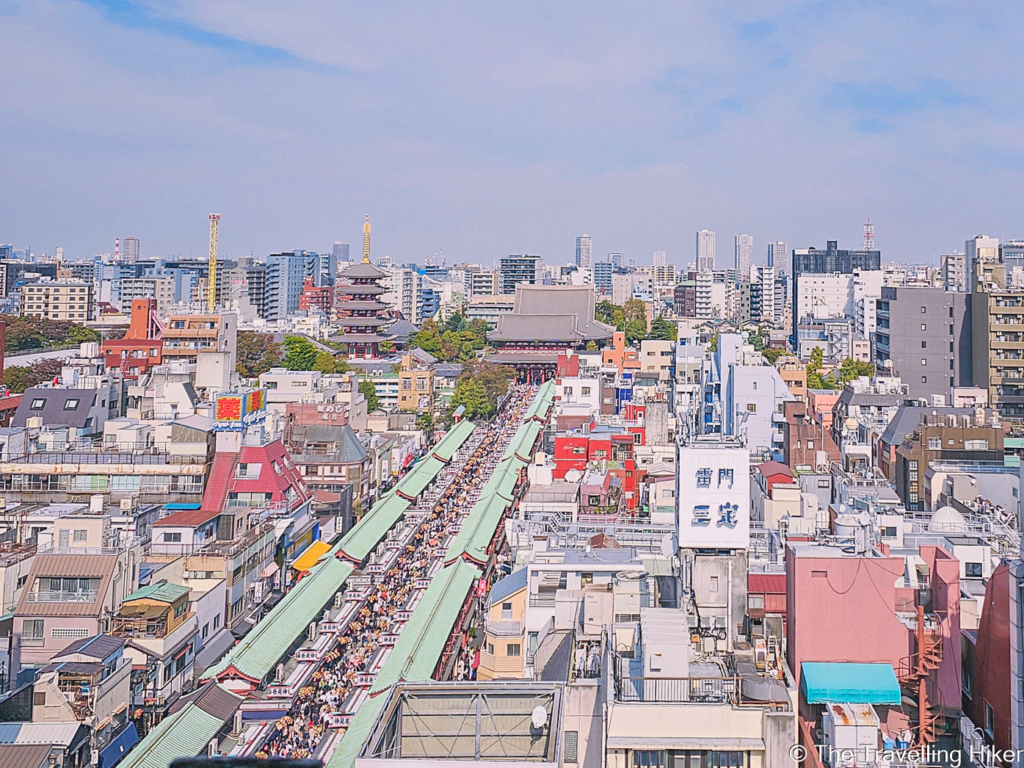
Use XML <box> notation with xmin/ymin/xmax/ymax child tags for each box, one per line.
<box><xmin>806</xmin><ymin>346</ymin><xmax>832</xmax><ymax>390</ymax></box>
<box><xmin>416</xmin><ymin>412</ymin><xmax>435</xmax><ymax>431</ymax></box>
<box><xmin>359</xmin><ymin>380</ymin><xmax>380</xmax><ymax>412</ymax></box>
<box><xmin>585</xmin><ymin>341</ymin><xmax>598</xmax><ymax>352</ymax></box>
<box><xmin>236</xmin><ymin>332</ymin><xmax>283</xmax><ymax>378</ymax></box>
<box><xmin>762</xmin><ymin>348</ymin><xmax>786</xmax><ymax>365</ymax></box>
<box><xmin>4</xmin><ymin>358</ymin><xmax>64</xmax><ymax>393</ymax></box>
<box><xmin>595</xmin><ymin>301</ymin><xmax>618</xmax><ymax>326</ymax></box>
<box><xmin>408</xmin><ymin>319</ymin><xmax>443</xmax><ymax>358</ymax></box>
<box><xmin>314</xmin><ymin>350</ymin><xmax>338</xmax><ymax>374</ymax></box>
<box><xmin>67</xmin><ymin>325</ymin><xmax>101</xmax><ymax>345</ymax></box>
<box><xmin>835</xmin><ymin>358</ymin><xmax>875</xmax><ymax>387</ymax></box>
<box><xmin>646</xmin><ymin>315</ymin><xmax>677</xmax><ymax>341</ymax></box>
<box><xmin>451</xmin><ymin>378</ymin><xmax>490</xmax><ymax>419</ymax></box>
<box><xmin>378</xmin><ymin>340</ymin><xmax>395</xmax><ymax>354</ymax></box>
<box><xmin>283</xmin><ymin>335</ymin><xmax>319</xmax><ymax>371</ymax></box>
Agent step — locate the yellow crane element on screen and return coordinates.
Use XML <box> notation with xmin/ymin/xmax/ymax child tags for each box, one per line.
<box><xmin>208</xmin><ymin>213</ymin><xmax>220</xmax><ymax>312</ymax></box>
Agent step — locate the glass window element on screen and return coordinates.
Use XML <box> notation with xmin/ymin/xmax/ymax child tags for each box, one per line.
<box><xmin>30</xmin><ymin>398</ymin><xmax>46</xmax><ymax>410</ymax></box>
<box><xmin>506</xmin><ymin>643</ymin><xmax>521</xmax><ymax>657</ymax></box>
<box><xmin>63</xmin><ymin>398</ymin><xmax>79</xmax><ymax>410</ymax></box>
<box><xmin>965</xmin><ymin>563</ymin><xmax>983</xmax><ymax>578</ymax></box>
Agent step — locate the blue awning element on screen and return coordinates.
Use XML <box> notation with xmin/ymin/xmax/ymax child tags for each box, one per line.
<box><xmin>801</xmin><ymin>662</ymin><xmax>902</xmax><ymax>705</ymax></box>
<box><xmin>99</xmin><ymin>722</ymin><xmax>138</xmax><ymax>767</ymax></box>
<box><xmin>163</xmin><ymin>503</ymin><xmax>202</xmax><ymax>510</ymax></box>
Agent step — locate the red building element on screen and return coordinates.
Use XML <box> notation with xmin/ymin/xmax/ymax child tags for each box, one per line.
<box><xmin>552</xmin><ymin>430</ymin><xmax>639</xmax><ymax>510</ymax></box>
<box><xmin>0</xmin><ymin>393</ymin><xmax>22</xmax><ymax>427</ymax></box>
<box><xmin>299</xmin><ymin>277</ymin><xmax>334</xmax><ymax>316</ymax></box>
<box><xmin>101</xmin><ymin>298</ymin><xmax>163</xmax><ymax>379</ymax></box>
<box><xmin>201</xmin><ymin>438</ymin><xmax>312</xmax><ymax>513</ymax></box>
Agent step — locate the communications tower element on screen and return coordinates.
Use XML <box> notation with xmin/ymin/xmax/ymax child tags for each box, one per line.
<box><xmin>208</xmin><ymin>213</ymin><xmax>220</xmax><ymax>312</ymax></box>
<box><xmin>863</xmin><ymin>217</ymin><xmax>875</xmax><ymax>251</ymax></box>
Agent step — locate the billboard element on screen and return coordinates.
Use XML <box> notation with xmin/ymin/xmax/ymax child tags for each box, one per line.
<box><xmin>215</xmin><ymin>388</ymin><xmax>267</xmax><ymax>428</ymax></box>
<box><xmin>676</xmin><ymin>440</ymin><xmax>750</xmax><ymax>550</ymax></box>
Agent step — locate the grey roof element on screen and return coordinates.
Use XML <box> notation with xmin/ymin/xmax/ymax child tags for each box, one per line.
<box><xmin>837</xmin><ymin>388</ymin><xmax>904</xmax><ymax>409</ymax></box>
<box><xmin>879</xmin><ymin>406</ymin><xmax>978</xmax><ymax>446</ymax></box>
<box><xmin>385</xmin><ymin>319</ymin><xmax>419</xmax><ymax>343</ymax></box>
<box><xmin>487</xmin><ymin>568</ymin><xmax>527</xmax><ymax>607</ymax></box>
<box><xmin>168</xmin><ymin>681</ymin><xmax>244</xmax><ymax>720</ymax></box>
<box><xmin>535</xmin><ymin>630</ymin><xmax>573</xmax><ymax>682</ymax></box>
<box><xmin>12</xmin><ymin>388</ymin><xmax>101</xmax><ymax>429</ymax></box>
<box><xmin>341</xmin><ymin>261</ymin><xmax>388</xmax><ymax>279</ymax></box>
<box><xmin>171</xmin><ymin>414</ymin><xmax>214</xmax><ymax>432</ymax></box>
<box><xmin>0</xmin><ymin>723</ymin><xmax>85</xmax><ymax>746</ymax></box>
<box><xmin>293</xmin><ymin>424</ymin><xmax>369</xmax><ymax>464</ymax></box>
<box><xmin>433</xmin><ymin>363</ymin><xmax>463</xmax><ymax>378</ymax></box>
<box><xmin>0</xmin><ymin>744</ymin><xmax>53</xmax><ymax>768</ymax></box>
<box><xmin>489</xmin><ymin>285</ymin><xmax>614</xmax><ymax>343</ymax></box>
<box><xmin>408</xmin><ymin>347</ymin><xmax>438</xmax><ymax>365</ymax></box>
<box><xmin>52</xmin><ymin>634</ymin><xmax>125</xmax><ymax>662</ymax></box>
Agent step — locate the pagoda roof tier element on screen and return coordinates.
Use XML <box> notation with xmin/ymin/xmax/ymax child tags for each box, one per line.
<box><xmin>342</xmin><ymin>262</ymin><xmax>389</xmax><ymax>279</ymax></box>
<box><xmin>338</xmin><ymin>284</ymin><xmax>386</xmax><ymax>295</ymax></box>
<box><xmin>336</xmin><ymin>300</ymin><xmax>387</xmax><ymax>311</ymax></box>
<box><xmin>340</xmin><ymin>316</ymin><xmax>388</xmax><ymax>327</ymax></box>
<box><xmin>331</xmin><ymin>332</ymin><xmax>385</xmax><ymax>343</ymax></box>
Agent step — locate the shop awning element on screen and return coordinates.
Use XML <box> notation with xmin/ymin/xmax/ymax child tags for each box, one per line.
<box><xmin>801</xmin><ymin>662</ymin><xmax>902</xmax><ymax>705</ymax></box>
<box><xmin>290</xmin><ymin>540</ymin><xmax>332</xmax><ymax>572</ymax></box>
<box><xmin>99</xmin><ymin>721</ymin><xmax>138</xmax><ymax>767</ymax></box>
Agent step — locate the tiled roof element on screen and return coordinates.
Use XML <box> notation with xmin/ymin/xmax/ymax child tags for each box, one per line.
<box><xmin>0</xmin><ymin>744</ymin><xmax>52</xmax><ymax>768</ymax></box>
<box><xmin>124</xmin><ymin>580</ymin><xmax>190</xmax><ymax>604</ymax></box>
<box><xmin>52</xmin><ymin>634</ymin><xmax>125</xmax><ymax>661</ymax></box>
<box><xmin>17</xmin><ymin>554</ymin><xmax>117</xmax><ymax>617</ymax></box>
<box><xmin>153</xmin><ymin>507</ymin><xmax>220</xmax><ymax>528</ymax></box>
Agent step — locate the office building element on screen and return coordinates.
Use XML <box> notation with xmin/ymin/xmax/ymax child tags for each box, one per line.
<box><xmin>593</xmin><ymin>261</ymin><xmax>613</xmax><ymax>293</ymax></box>
<box><xmin>792</xmin><ymin>240</ymin><xmax>881</xmax><ymax>333</ymax></box>
<box><xmin>575</xmin><ymin>235</ymin><xmax>592</xmax><ymax>268</ymax></box>
<box><xmin>499</xmin><ymin>254</ymin><xmax>542</xmax><ymax>295</ymax></box>
<box><xmin>652</xmin><ymin>250</ymin><xmax>666</xmax><ymax>267</ymax></box>
<box><xmin>318</xmin><ymin>251</ymin><xmax>337</xmax><ymax>287</ymax></box>
<box><xmin>735</xmin><ymin>234</ymin><xmax>753</xmax><ymax>275</ymax></box>
<box><xmin>333</xmin><ymin>242</ymin><xmax>350</xmax><ymax>263</ymax></box>
<box><xmin>696</xmin><ymin>229</ymin><xmax>715</xmax><ymax>272</ymax></box>
<box><xmin>874</xmin><ymin>286</ymin><xmax>971</xmax><ymax>401</ymax></box>
<box><xmin>122</xmin><ymin>237</ymin><xmax>139</xmax><ymax>263</ymax></box>
<box><xmin>120</xmin><ymin>277</ymin><xmax>175</xmax><ymax>311</ymax></box>
<box><xmin>20</xmin><ymin>280</ymin><xmax>93</xmax><ymax>321</ymax></box>
<box><xmin>608</xmin><ymin>252</ymin><xmax>623</xmax><ymax>268</ymax></box>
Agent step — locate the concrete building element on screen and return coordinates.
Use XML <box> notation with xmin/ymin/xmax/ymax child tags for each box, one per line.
<box><xmin>696</xmin><ymin>230</ymin><xmax>715</xmax><ymax>272</ymax></box>
<box><xmin>381</xmin><ymin>267</ymin><xmax>423</xmax><ymax>324</ymax></box>
<box><xmin>21</xmin><ymin>280</ymin><xmax>93</xmax><ymax>321</ymax></box>
<box><xmin>575</xmin><ymin>234</ymin><xmax>592</xmax><ymax>268</ymax></box>
<box><xmin>499</xmin><ymin>254</ymin><xmax>542</xmax><ymax>295</ymax></box>
<box><xmin>470</xmin><ymin>271</ymin><xmax>499</xmax><ymax>297</ymax></box>
<box><xmin>735</xmin><ymin>233</ymin><xmax>752</xmax><ymax>275</ymax></box>
<box><xmin>120</xmin><ymin>277</ymin><xmax>175</xmax><ymax>311</ymax></box>
<box><xmin>264</xmin><ymin>251</ymin><xmax>312</xmax><ymax>323</ymax></box>
<box><xmin>941</xmin><ymin>252</ymin><xmax>967</xmax><ymax>292</ymax></box>
<box><xmin>767</xmin><ymin>241</ymin><xmax>787</xmax><ymax>274</ymax></box>
<box><xmin>162</xmin><ymin>312</ymin><xmax>237</xmax><ymax>371</ymax></box>
<box><xmin>966</xmin><ymin>234</ymin><xmax>999</xmax><ymax>276</ymax></box>
<box><xmin>971</xmin><ymin>260</ymin><xmax>1024</xmax><ymax>419</ymax></box>
<box><xmin>873</xmin><ymin>286</ymin><xmax>971</xmax><ymax>401</ymax></box>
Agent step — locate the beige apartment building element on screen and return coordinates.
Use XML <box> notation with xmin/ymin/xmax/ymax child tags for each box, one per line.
<box><xmin>21</xmin><ymin>281</ymin><xmax>93</xmax><ymax>321</ymax></box>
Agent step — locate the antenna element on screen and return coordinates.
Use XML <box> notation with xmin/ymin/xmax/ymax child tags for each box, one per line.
<box><xmin>208</xmin><ymin>214</ymin><xmax>220</xmax><ymax>312</ymax></box>
<box><xmin>863</xmin><ymin>217</ymin><xmax>875</xmax><ymax>251</ymax></box>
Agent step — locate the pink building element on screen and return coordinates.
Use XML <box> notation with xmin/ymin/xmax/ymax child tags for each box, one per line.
<box><xmin>806</xmin><ymin>388</ymin><xmax>841</xmax><ymax>432</ymax></box>
<box><xmin>787</xmin><ymin>541</ymin><xmax>961</xmax><ymax>744</ymax></box>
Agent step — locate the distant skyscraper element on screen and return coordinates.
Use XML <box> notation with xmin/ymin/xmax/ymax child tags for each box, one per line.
<box><xmin>576</xmin><ymin>235</ymin><xmax>592</xmax><ymax>268</ymax></box>
<box><xmin>767</xmin><ymin>242</ymin><xmax>788</xmax><ymax>274</ymax></box>
<box><xmin>734</xmin><ymin>235</ymin><xmax>752</xmax><ymax>276</ymax></box>
<box><xmin>123</xmin><ymin>237</ymin><xmax>139</xmax><ymax>263</ymax></box>
<box><xmin>696</xmin><ymin>230</ymin><xmax>715</xmax><ymax>272</ymax></box>
<box><xmin>334</xmin><ymin>242</ymin><xmax>350</xmax><ymax>262</ymax></box>
<box><xmin>499</xmin><ymin>254</ymin><xmax>542</xmax><ymax>295</ymax></box>
<box><xmin>652</xmin><ymin>250</ymin><xmax>666</xmax><ymax>267</ymax></box>
<box><xmin>609</xmin><ymin>253</ymin><xmax>623</xmax><ymax>269</ymax></box>
<box><xmin>965</xmin><ymin>235</ymin><xmax>999</xmax><ymax>281</ymax></box>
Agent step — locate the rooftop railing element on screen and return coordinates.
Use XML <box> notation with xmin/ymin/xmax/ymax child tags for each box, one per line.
<box><xmin>615</xmin><ymin>675</ymin><xmax>738</xmax><ymax>705</ymax></box>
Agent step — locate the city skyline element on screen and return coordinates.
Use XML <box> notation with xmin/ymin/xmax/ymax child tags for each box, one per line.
<box><xmin>3</xmin><ymin>2</ymin><xmax>1021</xmax><ymax>266</ymax></box>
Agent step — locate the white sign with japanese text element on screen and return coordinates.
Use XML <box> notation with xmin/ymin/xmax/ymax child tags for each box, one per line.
<box><xmin>676</xmin><ymin>442</ymin><xmax>750</xmax><ymax>550</ymax></box>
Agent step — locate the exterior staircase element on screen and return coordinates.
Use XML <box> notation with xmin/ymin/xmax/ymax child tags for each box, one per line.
<box><xmin>201</xmin><ymin>452</ymin><xmax>240</xmax><ymax>512</ymax></box>
<box><xmin>897</xmin><ymin>621</ymin><xmax>946</xmax><ymax>744</ymax></box>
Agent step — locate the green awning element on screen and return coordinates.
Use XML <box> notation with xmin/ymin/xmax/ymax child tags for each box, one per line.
<box><xmin>338</xmin><ymin>493</ymin><xmax>411</xmax><ymax>563</ymax></box>
<box><xmin>395</xmin><ymin>455</ymin><xmax>445</xmax><ymax>499</ymax></box>
<box><xmin>801</xmin><ymin>662</ymin><xmax>901</xmax><ymax>705</ymax></box>
<box><xmin>431</xmin><ymin>420</ymin><xmax>476</xmax><ymax>462</ymax></box>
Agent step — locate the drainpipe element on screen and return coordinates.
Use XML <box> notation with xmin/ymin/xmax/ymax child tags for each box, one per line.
<box><xmin>727</xmin><ymin>559</ymin><xmax>733</xmax><ymax>653</ymax></box>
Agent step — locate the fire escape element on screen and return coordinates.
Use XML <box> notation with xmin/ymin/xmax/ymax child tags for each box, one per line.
<box><xmin>896</xmin><ymin>587</ymin><xmax>946</xmax><ymax>745</ymax></box>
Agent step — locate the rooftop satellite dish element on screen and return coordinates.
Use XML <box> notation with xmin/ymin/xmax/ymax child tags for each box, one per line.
<box><xmin>531</xmin><ymin>706</ymin><xmax>548</xmax><ymax>730</ymax></box>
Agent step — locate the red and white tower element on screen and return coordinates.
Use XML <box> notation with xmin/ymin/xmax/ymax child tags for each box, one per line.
<box><xmin>863</xmin><ymin>218</ymin><xmax>875</xmax><ymax>251</ymax></box>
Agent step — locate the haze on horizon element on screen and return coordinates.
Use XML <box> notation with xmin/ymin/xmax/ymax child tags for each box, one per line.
<box><xmin>1</xmin><ymin>0</ymin><xmax>1022</xmax><ymax>267</ymax></box>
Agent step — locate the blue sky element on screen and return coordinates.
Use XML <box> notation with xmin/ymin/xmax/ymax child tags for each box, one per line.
<box><xmin>1</xmin><ymin>0</ymin><xmax>1022</xmax><ymax>266</ymax></box>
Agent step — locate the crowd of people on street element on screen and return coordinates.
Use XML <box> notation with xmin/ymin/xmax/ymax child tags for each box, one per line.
<box><xmin>258</xmin><ymin>384</ymin><xmax>536</xmax><ymax>759</ymax></box>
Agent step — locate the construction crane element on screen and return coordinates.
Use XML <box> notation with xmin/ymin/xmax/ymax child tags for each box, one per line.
<box><xmin>208</xmin><ymin>213</ymin><xmax>220</xmax><ymax>312</ymax></box>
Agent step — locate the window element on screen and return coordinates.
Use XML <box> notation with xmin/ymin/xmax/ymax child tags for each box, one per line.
<box><xmin>486</xmin><ymin>642</ymin><xmax>494</xmax><ymax>655</ymax></box>
<box><xmin>881</xmin><ymin>526</ymin><xmax>897</xmax><ymax>539</ymax></box>
<box><xmin>51</xmin><ymin>627</ymin><xmax>89</xmax><ymax>639</ymax></box>
<box><xmin>33</xmin><ymin>691</ymin><xmax>46</xmax><ymax>706</ymax></box>
<box><xmin>202</xmin><ymin>623</ymin><xmax>210</xmax><ymax>639</ymax></box>
<box><xmin>748</xmin><ymin>595</ymin><xmax>764</xmax><ymax>609</ymax></box>
<box><xmin>23</xmin><ymin>619</ymin><xmax>44</xmax><ymax>642</ymax></box>
<box><xmin>30</xmin><ymin>398</ymin><xmax>46</xmax><ymax>410</ymax></box>
<box><xmin>807</xmin><ymin>440</ymin><xmax>814</xmax><ymax>450</ymax></box>
<box><xmin>213</xmin><ymin>614</ymin><xmax>220</xmax><ymax>630</ymax></box>
<box><xmin>811</xmin><ymin>570</ymin><xmax>827</xmax><ymax>578</ymax></box>
<box><xmin>506</xmin><ymin>643</ymin><xmax>521</xmax><ymax>657</ymax></box>
<box><xmin>921</xmin><ymin>341</ymin><xmax>927</xmax><ymax>349</ymax></box>
<box><xmin>985</xmin><ymin>701</ymin><xmax>995</xmax><ymax>736</ymax></box>
<box><xmin>581</xmin><ymin>387</ymin><xmax>591</xmax><ymax>396</ymax></box>
<box><xmin>163</xmin><ymin>532</ymin><xmax>182</xmax><ymax>543</ymax></box>
<box><xmin>965</xmin><ymin>439</ymin><xmax>989</xmax><ymax>450</ymax></box>
<box><xmin>965</xmin><ymin>562</ymin><xmax>983</xmax><ymax>578</ymax></box>
<box><xmin>921</xmin><ymin>324</ymin><xmax>926</xmax><ymax>331</ymax></box>
<box><xmin>818</xmin><ymin>479</ymin><xmax>829</xmax><ymax>488</ymax></box>
<box><xmin>632</xmin><ymin>751</ymin><xmax>666</xmax><ymax>768</ymax></box>
<box><xmin>921</xmin><ymin>306</ymin><xmax>927</xmax><ymax>313</ymax></box>
<box><xmin>73</xmin><ymin>529</ymin><xmax>87</xmax><ymax>542</ymax></box>
<box><xmin>63</xmin><ymin>398</ymin><xmax>79</xmax><ymax>410</ymax></box>
<box><xmin>501</xmin><ymin>601</ymin><xmax>513</xmax><ymax>620</ymax></box>
<box><xmin>710</xmin><ymin>576</ymin><xmax>719</xmax><ymax>593</ymax></box>
<box><xmin>928</xmin><ymin>437</ymin><xmax>941</xmax><ymax>449</ymax></box>
<box><xmin>921</xmin><ymin>359</ymin><xmax>927</xmax><ymax>366</ymax></box>
<box><xmin>746</xmin><ymin>403</ymin><xmax>756</xmax><ymax>413</ymax></box>
<box><xmin>564</xmin><ymin>387</ymin><xmax>573</xmax><ymax>396</ymax></box>
<box><xmin>921</xmin><ymin>376</ymin><xmax>927</xmax><ymax>384</ymax></box>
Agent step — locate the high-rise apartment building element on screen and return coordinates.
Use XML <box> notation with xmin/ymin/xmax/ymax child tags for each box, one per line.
<box><xmin>499</xmin><ymin>254</ymin><xmax>541</xmax><ymax>295</ymax></box>
<box><xmin>575</xmin><ymin>235</ymin><xmax>592</xmax><ymax>268</ymax></box>
<box><xmin>652</xmin><ymin>250</ymin><xmax>666</xmax><ymax>267</ymax></box>
<box><xmin>767</xmin><ymin>242</ymin><xmax>787</xmax><ymax>273</ymax></box>
<box><xmin>122</xmin><ymin>237</ymin><xmax>140</xmax><ymax>263</ymax></box>
<box><xmin>696</xmin><ymin>230</ymin><xmax>715</xmax><ymax>272</ymax></box>
<box><xmin>734</xmin><ymin>234</ymin><xmax>752</xmax><ymax>276</ymax></box>
<box><xmin>333</xmin><ymin>242</ymin><xmax>350</xmax><ymax>263</ymax></box>
<box><xmin>941</xmin><ymin>253</ymin><xmax>967</xmax><ymax>292</ymax></box>
<box><xmin>264</xmin><ymin>251</ymin><xmax>310</xmax><ymax>322</ymax></box>
<box><xmin>608</xmin><ymin>253</ymin><xmax>623</xmax><ymax>269</ymax></box>
<box><xmin>972</xmin><ymin>261</ymin><xmax>1024</xmax><ymax>418</ymax></box>
<box><xmin>318</xmin><ymin>251</ymin><xmax>336</xmax><ymax>287</ymax></box>
<box><xmin>874</xmin><ymin>287</ymin><xmax>970</xmax><ymax>401</ymax></box>
<box><xmin>792</xmin><ymin>240</ymin><xmax>881</xmax><ymax>333</ymax></box>
<box><xmin>381</xmin><ymin>267</ymin><xmax>423</xmax><ymax>324</ymax></box>
<box><xmin>20</xmin><ymin>281</ymin><xmax>93</xmax><ymax>321</ymax></box>
<box><xmin>470</xmin><ymin>271</ymin><xmax>499</xmax><ymax>297</ymax></box>
<box><xmin>593</xmin><ymin>261</ymin><xmax>613</xmax><ymax>293</ymax></box>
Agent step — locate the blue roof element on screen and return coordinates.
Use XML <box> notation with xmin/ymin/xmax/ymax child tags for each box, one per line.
<box><xmin>801</xmin><ymin>662</ymin><xmax>901</xmax><ymax>705</ymax></box>
<box><xmin>487</xmin><ymin>568</ymin><xmax>527</xmax><ymax>607</ymax></box>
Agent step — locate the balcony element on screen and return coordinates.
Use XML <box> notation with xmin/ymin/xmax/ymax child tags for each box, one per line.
<box><xmin>26</xmin><ymin>589</ymin><xmax>99</xmax><ymax>603</ymax></box>
<box><xmin>484</xmin><ymin>619</ymin><xmax>524</xmax><ymax>637</ymax></box>
<box><xmin>614</xmin><ymin>676</ymin><xmax>738</xmax><ymax>705</ymax></box>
